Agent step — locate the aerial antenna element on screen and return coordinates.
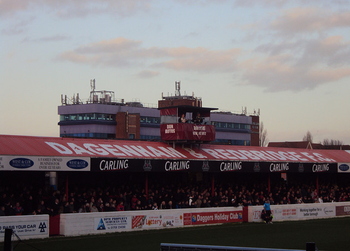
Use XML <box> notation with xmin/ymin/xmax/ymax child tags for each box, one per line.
<box><xmin>175</xmin><ymin>81</ymin><xmax>181</xmax><ymax>96</ymax></box>
<box><xmin>89</xmin><ymin>79</ymin><xmax>96</xmax><ymax>103</ymax></box>
<box><xmin>90</xmin><ymin>79</ymin><xmax>95</xmax><ymax>92</ymax></box>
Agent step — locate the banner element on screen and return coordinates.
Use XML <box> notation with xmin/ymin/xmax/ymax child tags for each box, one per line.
<box><xmin>0</xmin><ymin>216</ymin><xmax>49</xmax><ymax>241</ymax></box>
<box><xmin>94</xmin><ymin>216</ymin><xmax>131</xmax><ymax>232</ymax></box>
<box><xmin>336</xmin><ymin>205</ymin><xmax>350</xmax><ymax>216</ymax></box>
<box><xmin>160</xmin><ymin>123</ymin><xmax>215</xmax><ymax>142</ymax></box>
<box><xmin>183</xmin><ymin>211</ymin><xmax>243</xmax><ymax>226</ymax></box>
<box><xmin>338</xmin><ymin>163</ymin><xmax>350</xmax><ymax>173</ymax></box>
<box><xmin>131</xmin><ymin>213</ymin><xmax>183</xmax><ymax>229</ymax></box>
<box><xmin>250</xmin><ymin>203</ymin><xmax>337</xmax><ymax>222</ymax></box>
<box><xmin>91</xmin><ymin>158</ymin><xmax>338</xmax><ymax>173</ymax></box>
<box><xmin>0</xmin><ymin>156</ymin><xmax>90</xmax><ymax>171</ymax></box>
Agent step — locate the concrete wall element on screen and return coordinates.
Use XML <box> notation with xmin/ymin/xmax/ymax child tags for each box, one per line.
<box><xmin>2</xmin><ymin>202</ymin><xmax>349</xmax><ymax>241</ymax></box>
<box><xmin>60</xmin><ymin>207</ymin><xmax>244</xmax><ymax>237</ymax></box>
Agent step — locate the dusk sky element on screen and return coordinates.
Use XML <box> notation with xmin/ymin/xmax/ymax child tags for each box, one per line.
<box><xmin>1</xmin><ymin>0</ymin><xmax>349</xmax><ymax>145</ymax></box>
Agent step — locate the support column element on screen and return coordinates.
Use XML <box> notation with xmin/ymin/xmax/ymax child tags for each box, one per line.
<box><xmin>211</xmin><ymin>175</ymin><xmax>215</xmax><ymax>197</ymax></box>
<box><xmin>145</xmin><ymin>173</ymin><xmax>149</xmax><ymax>200</ymax></box>
<box><xmin>65</xmin><ymin>174</ymin><xmax>69</xmax><ymax>201</ymax></box>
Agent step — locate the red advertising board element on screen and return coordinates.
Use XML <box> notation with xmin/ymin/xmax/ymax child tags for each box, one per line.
<box><xmin>160</xmin><ymin>123</ymin><xmax>215</xmax><ymax>142</ymax></box>
<box><xmin>131</xmin><ymin>215</ymin><xmax>147</xmax><ymax>229</ymax></box>
<box><xmin>336</xmin><ymin>205</ymin><xmax>350</xmax><ymax>216</ymax></box>
<box><xmin>183</xmin><ymin>211</ymin><xmax>243</xmax><ymax>226</ymax></box>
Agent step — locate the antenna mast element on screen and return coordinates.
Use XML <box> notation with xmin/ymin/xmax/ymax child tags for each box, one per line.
<box><xmin>89</xmin><ymin>79</ymin><xmax>96</xmax><ymax>102</ymax></box>
<box><xmin>175</xmin><ymin>81</ymin><xmax>181</xmax><ymax>96</ymax></box>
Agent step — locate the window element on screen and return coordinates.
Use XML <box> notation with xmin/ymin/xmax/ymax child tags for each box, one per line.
<box><xmin>213</xmin><ymin>121</ymin><xmax>250</xmax><ymax>130</ymax></box>
<box><xmin>140</xmin><ymin>116</ymin><xmax>160</xmax><ymax>124</ymax></box>
<box><xmin>60</xmin><ymin>132</ymin><xmax>116</xmax><ymax>139</ymax></box>
<box><xmin>214</xmin><ymin>139</ymin><xmax>250</xmax><ymax>146</ymax></box>
<box><xmin>60</xmin><ymin>113</ymin><xmax>115</xmax><ymax>122</ymax></box>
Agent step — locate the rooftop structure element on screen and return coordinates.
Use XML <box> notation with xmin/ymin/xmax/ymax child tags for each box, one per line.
<box><xmin>58</xmin><ymin>80</ymin><xmax>260</xmax><ymax>146</ymax></box>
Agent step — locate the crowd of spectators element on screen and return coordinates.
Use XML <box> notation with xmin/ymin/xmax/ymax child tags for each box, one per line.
<box><xmin>1</xmin><ymin>178</ymin><xmax>350</xmax><ymax>217</ymax></box>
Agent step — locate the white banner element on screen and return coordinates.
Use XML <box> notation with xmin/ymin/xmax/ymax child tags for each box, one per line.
<box><xmin>131</xmin><ymin>212</ymin><xmax>184</xmax><ymax>229</ymax></box>
<box><xmin>249</xmin><ymin>203</ymin><xmax>340</xmax><ymax>222</ymax></box>
<box><xmin>0</xmin><ymin>215</ymin><xmax>49</xmax><ymax>241</ymax></box>
<box><xmin>94</xmin><ymin>216</ymin><xmax>131</xmax><ymax>232</ymax></box>
<box><xmin>338</xmin><ymin>163</ymin><xmax>350</xmax><ymax>172</ymax></box>
<box><xmin>0</xmin><ymin>156</ymin><xmax>90</xmax><ymax>171</ymax></box>
<box><xmin>60</xmin><ymin>207</ymin><xmax>243</xmax><ymax>237</ymax></box>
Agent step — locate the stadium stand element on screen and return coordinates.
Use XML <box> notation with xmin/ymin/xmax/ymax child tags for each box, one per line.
<box><xmin>0</xmin><ymin>176</ymin><xmax>349</xmax><ymax>216</ymax></box>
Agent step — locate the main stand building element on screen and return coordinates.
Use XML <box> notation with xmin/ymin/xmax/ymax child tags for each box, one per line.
<box><xmin>58</xmin><ymin>80</ymin><xmax>260</xmax><ymax>146</ymax></box>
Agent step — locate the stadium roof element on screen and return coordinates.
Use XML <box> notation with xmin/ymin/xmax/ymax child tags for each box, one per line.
<box><xmin>1</xmin><ymin>135</ymin><xmax>350</xmax><ymax>172</ymax></box>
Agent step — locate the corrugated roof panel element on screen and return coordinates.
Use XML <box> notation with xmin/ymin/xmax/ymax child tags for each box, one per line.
<box><xmin>1</xmin><ymin>134</ymin><xmax>350</xmax><ymax>163</ymax></box>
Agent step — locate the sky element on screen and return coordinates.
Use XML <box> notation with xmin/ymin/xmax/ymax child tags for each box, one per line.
<box><xmin>1</xmin><ymin>0</ymin><xmax>350</xmax><ymax>145</ymax></box>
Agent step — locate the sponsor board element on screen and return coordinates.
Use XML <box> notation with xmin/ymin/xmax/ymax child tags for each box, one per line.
<box><xmin>298</xmin><ymin>206</ymin><xmax>335</xmax><ymax>218</ymax></box>
<box><xmin>91</xmin><ymin>158</ymin><xmax>338</xmax><ymax>173</ymax></box>
<box><xmin>338</xmin><ymin>163</ymin><xmax>350</xmax><ymax>172</ymax></box>
<box><xmin>252</xmin><ymin>208</ymin><xmax>298</xmax><ymax>221</ymax></box>
<box><xmin>131</xmin><ymin>213</ymin><xmax>183</xmax><ymax>229</ymax></box>
<box><xmin>183</xmin><ymin>211</ymin><xmax>243</xmax><ymax>226</ymax></box>
<box><xmin>94</xmin><ymin>216</ymin><xmax>130</xmax><ymax>231</ymax></box>
<box><xmin>336</xmin><ymin>205</ymin><xmax>350</xmax><ymax>216</ymax></box>
<box><xmin>0</xmin><ymin>156</ymin><xmax>90</xmax><ymax>171</ymax></box>
<box><xmin>251</xmin><ymin>204</ymin><xmax>336</xmax><ymax>222</ymax></box>
<box><xmin>0</xmin><ymin>220</ymin><xmax>48</xmax><ymax>238</ymax></box>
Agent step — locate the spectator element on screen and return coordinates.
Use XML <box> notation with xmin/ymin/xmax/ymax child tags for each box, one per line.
<box><xmin>116</xmin><ymin>201</ymin><xmax>125</xmax><ymax>211</ymax></box>
<box><xmin>91</xmin><ymin>204</ymin><xmax>99</xmax><ymax>212</ymax></box>
<box><xmin>0</xmin><ymin>206</ymin><xmax>5</xmax><ymax>216</ymax></box>
<box><xmin>36</xmin><ymin>200</ymin><xmax>48</xmax><ymax>215</ymax></box>
<box><xmin>152</xmin><ymin>202</ymin><xmax>158</xmax><ymax>210</ymax></box>
<box><xmin>14</xmin><ymin>202</ymin><xmax>24</xmax><ymax>215</ymax></box>
<box><xmin>63</xmin><ymin>201</ymin><xmax>74</xmax><ymax>213</ymax></box>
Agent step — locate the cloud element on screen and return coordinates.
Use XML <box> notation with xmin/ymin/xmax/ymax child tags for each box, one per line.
<box><xmin>234</xmin><ymin>0</ymin><xmax>288</xmax><ymax>7</ymax></box>
<box><xmin>0</xmin><ymin>0</ymin><xmax>30</xmax><ymax>16</ymax></box>
<box><xmin>255</xmin><ymin>36</ymin><xmax>350</xmax><ymax>67</ymax></box>
<box><xmin>299</xmin><ymin>36</ymin><xmax>350</xmax><ymax>67</ymax></box>
<box><xmin>0</xmin><ymin>0</ymin><xmax>152</xmax><ymax>17</ymax></box>
<box><xmin>241</xmin><ymin>57</ymin><xmax>350</xmax><ymax>92</ymax></box>
<box><xmin>57</xmin><ymin>37</ymin><xmax>241</xmax><ymax>72</ymax></box>
<box><xmin>234</xmin><ymin>0</ymin><xmax>349</xmax><ymax>8</ymax></box>
<box><xmin>1</xmin><ymin>16</ymin><xmax>35</xmax><ymax>35</ymax></box>
<box><xmin>22</xmin><ymin>35</ymin><xmax>70</xmax><ymax>43</ymax></box>
<box><xmin>156</xmin><ymin>48</ymin><xmax>240</xmax><ymax>72</ymax></box>
<box><xmin>240</xmin><ymin>36</ymin><xmax>350</xmax><ymax>92</ymax></box>
<box><xmin>57</xmin><ymin>38</ymin><xmax>144</xmax><ymax>67</ymax></box>
<box><xmin>57</xmin><ymin>34</ymin><xmax>350</xmax><ymax>92</ymax></box>
<box><xmin>239</xmin><ymin>5</ymin><xmax>350</xmax><ymax>92</ymax></box>
<box><xmin>136</xmin><ymin>70</ymin><xmax>160</xmax><ymax>78</ymax></box>
<box><xmin>270</xmin><ymin>8</ymin><xmax>350</xmax><ymax>36</ymax></box>
<box><xmin>76</xmin><ymin>38</ymin><xmax>142</xmax><ymax>54</ymax></box>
